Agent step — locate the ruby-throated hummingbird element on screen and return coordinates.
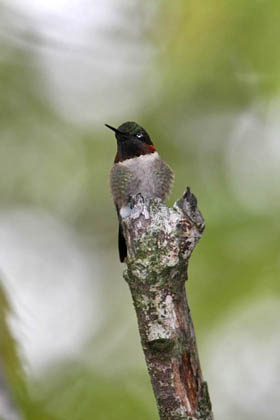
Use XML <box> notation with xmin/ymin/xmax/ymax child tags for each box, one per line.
<box><xmin>106</xmin><ymin>121</ymin><xmax>174</xmax><ymax>262</ymax></box>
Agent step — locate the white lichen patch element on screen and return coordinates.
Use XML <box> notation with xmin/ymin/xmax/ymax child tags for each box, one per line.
<box><xmin>120</xmin><ymin>205</ymin><xmax>132</xmax><ymax>218</ymax></box>
<box><xmin>146</xmin><ymin>293</ymin><xmax>178</xmax><ymax>341</ymax></box>
<box><xmin>164</xmin><ymin>295</ymin><xmax>178</xmax><ymax>329</ymax></box>
<box><xmin>161</xmin><ymin>246</ymin><xmax>179</xmax><ymax>267</ymax></box>
<box><xmin>170</xmin><ymin>211</ymin><xmax>180</xmax><ymax>225</ymax></box>
<box><xmin>142</xmin><ymin>205</ymin><xmax>150</xmax><ymax>220</ymax></box>
<box><xmin>173</xmin><ymin>403</ymin><xmax>190</xmax><ymax>417</ymax></box>
<box><xmin>131</xmin><ymin>267</ymin><xmax>148</xmax><ymax>280</ymax></box>
<box><xmin>147</xmin><ymin>322</ymin><xmax>172</xmax><ymax>341</ymax></box>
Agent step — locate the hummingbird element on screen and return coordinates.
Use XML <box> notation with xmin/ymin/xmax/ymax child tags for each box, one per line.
<box><xmin>106</xmin><ymin>121</ymin><xmax>174</xmax><ymax>262</ymax></box>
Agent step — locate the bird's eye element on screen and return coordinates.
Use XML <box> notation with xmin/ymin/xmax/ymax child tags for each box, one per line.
<box><xmin>136</xmin><ymin>133</ymin><xmax>143</xmax><ymax>139</ymax></box>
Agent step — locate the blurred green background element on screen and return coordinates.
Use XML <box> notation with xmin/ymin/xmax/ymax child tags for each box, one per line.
<box><xmin>0</xmin><ymin>1</ymin><xmax>279</xmax><ymax>419</ymax></box>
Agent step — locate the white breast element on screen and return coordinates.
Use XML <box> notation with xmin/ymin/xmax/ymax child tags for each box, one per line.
<box><xmin>119</xmin><ymin>152</ymin><xmax>160</xmax><ymax>196</ymax></box>
<box><xmin>119</xmin><ymin>151</ymin><xmax>159</xmax><ymax>169</ymax></box>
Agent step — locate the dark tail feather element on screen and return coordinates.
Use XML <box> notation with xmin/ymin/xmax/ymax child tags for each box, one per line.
<box><xmin>118</xmin><ymin>222</ymin><xmax>127</xmax><ymax>262</ymax></box>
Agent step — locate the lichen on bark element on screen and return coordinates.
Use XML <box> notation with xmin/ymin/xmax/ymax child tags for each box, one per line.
<box><xmin>122</xmin><ymin>188</ymin><xmax>214</xmax><ymax>420</ymax></box>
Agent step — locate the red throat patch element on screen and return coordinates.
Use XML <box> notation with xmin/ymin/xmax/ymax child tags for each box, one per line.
<box><xmin>114</xmin><ymin>144</ymin><xmax>156</xmax><ymax>163</ymax></box>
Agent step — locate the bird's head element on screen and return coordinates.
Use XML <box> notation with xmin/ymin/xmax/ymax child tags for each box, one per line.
<box><xmin>106</xmin><ymin>121</ymin><xmax>156</xmax><ymax>162</ymax></box>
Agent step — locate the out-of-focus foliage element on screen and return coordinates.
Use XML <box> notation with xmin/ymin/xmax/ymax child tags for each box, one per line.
<box><xmin>159</xmin><ymin>0</ymin><xmax>280</xmax><ymax>108</ymax></box>
<box><xmin>36</xmin><ymin>363</ymin><xmax>157</xmax><ymax>420</ymax></box>
<box><xmin>0</xmin><ymin>280</ymin><xmax>25</xmax><ymax>418</ymax></box>
<box><xmin>0</xmin><ymin>1</ymin><xmax>279</xmax><ymax>419</ymax></box>
<box><xmin>0</xmin><ymin>281</ymin><xmax>60</xmax><ymax>420</ymax></box>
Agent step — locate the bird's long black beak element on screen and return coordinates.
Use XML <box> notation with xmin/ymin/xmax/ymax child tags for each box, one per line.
<box><xmin>105</xmin><ymin>124</ymin><xmax>122</xmax><ymax>135</ymax></box>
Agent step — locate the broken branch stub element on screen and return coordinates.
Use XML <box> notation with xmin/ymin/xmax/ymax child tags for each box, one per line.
<box><xmin>122</xmin><ymin>188</ymin><xmax>213</xmax><ymax>420</ymax></box>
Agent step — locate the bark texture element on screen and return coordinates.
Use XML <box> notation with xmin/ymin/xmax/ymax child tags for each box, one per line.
<box><xmin>122</xmin><ymin>188</ymin><xmax>214</xmax><ymax>420</ymax></box>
